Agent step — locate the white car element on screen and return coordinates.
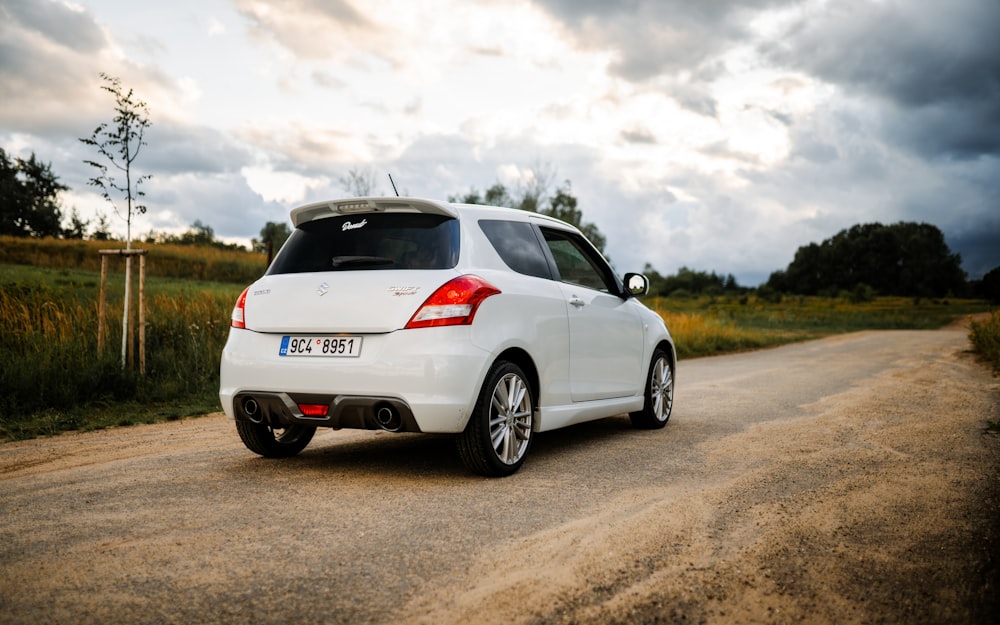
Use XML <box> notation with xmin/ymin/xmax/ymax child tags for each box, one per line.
<box><xmin>220</xmin><ymin>197</ymin><xmax>675</xmax><ymax>476</ymax></box>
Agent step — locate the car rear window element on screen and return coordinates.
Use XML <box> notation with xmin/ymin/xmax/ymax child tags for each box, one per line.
<box><xmin>267</xmin><ymin>213</ymin><xmax>460</xmax><ymax>275</ymax></box>
<box><xmin>478</xmin><ymin>219</ymin><xmax>552</xmax><ymax>279</ymax></box>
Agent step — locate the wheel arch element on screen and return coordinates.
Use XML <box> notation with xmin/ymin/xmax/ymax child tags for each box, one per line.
<box><xmin>656</xmin><ymin>338</ymin><xmax>677</xmax><ymax>373</ymax></box>
<box><xmin>493</xmin><ymin>347</ymin><xmax>540</xmax><ymax>407</ymax></box>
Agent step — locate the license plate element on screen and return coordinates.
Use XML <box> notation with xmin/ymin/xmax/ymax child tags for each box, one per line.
<box><xmin>279</xmin><ymin>336</ymin><xmax>362</xmax><ymax>357</ymax></box>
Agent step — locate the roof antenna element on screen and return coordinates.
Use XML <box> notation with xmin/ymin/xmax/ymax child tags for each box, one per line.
<box><xmin>388</xmin><ymin>173</ymin><xmax>400</xmax><ymax>197</ymax></box>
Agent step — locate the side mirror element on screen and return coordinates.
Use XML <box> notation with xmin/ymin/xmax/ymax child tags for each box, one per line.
<box><xmin>623</xmin><ymin>273</ymin><xmax>649</xmax><ymax>297</ymax></box>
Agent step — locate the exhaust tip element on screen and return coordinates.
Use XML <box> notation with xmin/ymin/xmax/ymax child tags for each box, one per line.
<box><xmin>375</xmin><ymin>404</ymin><xmax>402</xmax><ymax>432</ymax></box>
<box><xmin>242</xmin><ymin>397</ymin><xmax>264</xmax><ymax>424</ymax></box>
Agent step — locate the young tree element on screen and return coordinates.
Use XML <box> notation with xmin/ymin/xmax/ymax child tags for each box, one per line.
<box><xmin>79</xmin><ymin>73</ymin><xmax>152</xmax><ymax>247</ymax></box>
<box><xmin>79</xmin><ymin>73</ymin><xmax>152</xmax><ymax>368</ymax></box>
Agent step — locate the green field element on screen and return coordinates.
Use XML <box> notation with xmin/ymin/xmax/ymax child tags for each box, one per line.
<box><xmin>0</xmin><ymin>262</ymin><xmax>246</xmax><ymax>440</ymax></box>
<box><xmin>0</xmin><ymin>237</ymin><xmax>995</xmax><ymax>441</ymax></box>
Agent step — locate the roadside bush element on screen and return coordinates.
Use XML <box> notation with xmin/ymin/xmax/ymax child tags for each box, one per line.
<box><xmin>969</xmin><ymin>311</ymin><xmax>1000</xmax><ymax>373</ymax></box>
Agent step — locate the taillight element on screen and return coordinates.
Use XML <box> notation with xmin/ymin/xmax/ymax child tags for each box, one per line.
<box><xmin>405</xmin><ymin>275</ymin><xmax>501</xmax><ymax>329</ymax></box>
<box><xmin>231</xmin><ymin>287</ymin><xmax>249</xmax><ymax>329</ymax></box>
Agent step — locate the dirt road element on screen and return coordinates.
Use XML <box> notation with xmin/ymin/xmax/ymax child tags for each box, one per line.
<box><xmin>1</xmin><ymin>324</ymin><xmax>998</xmax><ymax>625</ymax></box>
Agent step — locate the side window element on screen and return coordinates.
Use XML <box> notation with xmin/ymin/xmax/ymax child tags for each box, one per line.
<box><xmin>541</xmin><ymin>228</ymin><xmax>617</xmax><ymax>293</ymax></box>
<box><xmin>479</xmin><ymin>220</ymin><xmax>552</xmax><ymax>279</ymax></box>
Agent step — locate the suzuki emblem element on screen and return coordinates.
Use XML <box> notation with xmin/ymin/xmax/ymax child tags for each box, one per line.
<box><xmin>317</xmin><ymin>282</ymin><xmax>329</xmax><ymax>296</ymax></box>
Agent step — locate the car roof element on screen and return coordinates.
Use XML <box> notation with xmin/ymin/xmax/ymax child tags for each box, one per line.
<box><xmin>289</xmin><ymin>196</ymin><xmax>576</xmax><ymax>231</ymax></box>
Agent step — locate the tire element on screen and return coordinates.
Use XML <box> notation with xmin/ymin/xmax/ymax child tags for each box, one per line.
<box><xmin>235</xmin><ymin>420</ymin><xmax>316</xmax><ymax>458</ymax></box>
<box><xmin>457</xmin><ymin>361</ymin><xmax>534</xmax><ymax>477</ymax></box>
<box><xmin>630</xmin><ymin>349</ymin><xmax>674</xmax><ymax>429</ymax></box>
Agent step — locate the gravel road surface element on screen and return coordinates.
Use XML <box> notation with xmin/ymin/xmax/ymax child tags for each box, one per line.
<box><xmin>1</xmin><ymin>323</ymin><xmax>997</xmax><ymax>624</ymax></box>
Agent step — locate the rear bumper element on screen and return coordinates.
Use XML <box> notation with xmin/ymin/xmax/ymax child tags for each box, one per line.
<box><xmin>219</xmin><ymin>326</ymin><xmax>492</xmax><ymax>434</ymax></box>
<box><xmin>231</xmin><ymin>391</ymin><xmax>420</xmax><ymax>432</ymax></box>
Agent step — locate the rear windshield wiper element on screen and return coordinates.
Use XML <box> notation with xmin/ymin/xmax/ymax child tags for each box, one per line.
<box><xmin>330</xmin><ymin>255</ymin><xmax>396</xmax><ymax>268</ymax></box>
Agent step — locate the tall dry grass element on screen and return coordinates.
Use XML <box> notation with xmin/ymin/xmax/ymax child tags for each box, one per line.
<box><xmin>0</xmin><ymin>274</ymin><xmax>239</xmax><ymax>439</ymax></box>
<box><xmin>656</xmin><ymin>310</ymin><xmax>777</xmax><ymax>358</ymax></box>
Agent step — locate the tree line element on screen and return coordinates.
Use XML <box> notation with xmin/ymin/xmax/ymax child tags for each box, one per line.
<box><xmin>2</xmin><ymin>144</ymin><xmax>995</xmax><ymax>301</ymax></box>
<box><xmin>765</xmin><ymin>222</ymin><xmax>969</xmax><ymax>299</ymax></box>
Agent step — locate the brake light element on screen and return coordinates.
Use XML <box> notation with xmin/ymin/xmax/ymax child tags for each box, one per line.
<box><xmin>231</xmin><ymin>287</ymin><xmax>249</xmax><ymax>329</ymax></box>
<box><xmin>405</xmin><ymin>275</ymin><xmax>501</xmax><ymax>329</ymax></box>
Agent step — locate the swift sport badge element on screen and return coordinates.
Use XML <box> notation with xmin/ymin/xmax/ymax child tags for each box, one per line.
<box><xmin>388</xmin><ymin>286</ymin><xmax>419</xmax><ymax>296</ymax></box>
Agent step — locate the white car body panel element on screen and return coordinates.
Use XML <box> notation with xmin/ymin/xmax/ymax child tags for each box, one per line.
<box><xmin>243</xmin><ymin>270</ymin><xmax>460</xmax><ymax>333</ymax></box>
<box><xmin>556</xmin><ymin>282</ymin><xmax>646</xmax><ymax>402</ymax></box>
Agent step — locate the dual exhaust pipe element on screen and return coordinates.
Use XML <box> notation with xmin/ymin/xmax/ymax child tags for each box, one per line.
<box><xmin>239</xmin><ymin>395</ymin><xmax>403</xmax><ymax>432</ymax></box>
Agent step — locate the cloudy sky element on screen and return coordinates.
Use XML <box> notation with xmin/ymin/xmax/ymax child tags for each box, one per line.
<box><xmin>2</xmin><ymin>0</ymin><xmax>998</xmax><ymax>285</ymax></box>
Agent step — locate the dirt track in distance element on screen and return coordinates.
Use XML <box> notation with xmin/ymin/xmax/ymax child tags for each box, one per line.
<box><xmin>1</xmin><ymin>321</ymin><xmax>998</xmax><ymax>624</ymax></box>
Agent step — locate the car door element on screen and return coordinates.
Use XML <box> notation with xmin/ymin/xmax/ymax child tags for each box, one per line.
<box><xmin>538</xmin><ymin>227</ymin><xmax>645</xmax><ymax>402</ymax></box>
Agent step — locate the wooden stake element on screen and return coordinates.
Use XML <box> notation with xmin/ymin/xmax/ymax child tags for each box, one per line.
<box><xmin>139</xmin><ymin>254</ymin><xmax>146</xmax><ymax>375</ymax></box>
<box><xmin>98</xmin><ymin>256</ymin><xmax>108</xmax><ymax>352</ymax></box>
<box><xmin>99</xmin><ymin>249</ymin><xmax>149</xmax><ymax>373</ymax></box>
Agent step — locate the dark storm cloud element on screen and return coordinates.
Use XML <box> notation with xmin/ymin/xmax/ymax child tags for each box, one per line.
<box><xmin>948</xmin><ymin>223</ymin><xmax>1000</xmax><ymax>280</ymax></box>
<box><xmin>538</xmin><ymin>0</ymin><xmax>1000</xmax><ymax>159</ymax></box>
<box><xmin>762</xmin><ymin>0</ymin><xmax>1000</xmax><ymax>159</ymax></box>
<box><xmin>533</xmin><ymin>0</ymin><xmax>788</xmax><ymax>82</ymax></box>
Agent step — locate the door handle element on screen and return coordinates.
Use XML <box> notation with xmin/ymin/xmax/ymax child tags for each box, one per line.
<box><xmin>569</xmin><ymin>297</ymin><xmax>585</xmax><ymax>308</ymax></box>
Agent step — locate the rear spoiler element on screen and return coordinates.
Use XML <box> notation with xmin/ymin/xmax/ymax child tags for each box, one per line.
<box><xmin>290</xmin><ymin>197</ymin><xmax>459</xmax><ymax>227</ymax></box>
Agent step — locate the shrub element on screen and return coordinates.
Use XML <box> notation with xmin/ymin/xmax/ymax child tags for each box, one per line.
<box><xmin>969</xmin><ymin>311</ymin><xmax>1000</xmax><ymax>373</ymax></box>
